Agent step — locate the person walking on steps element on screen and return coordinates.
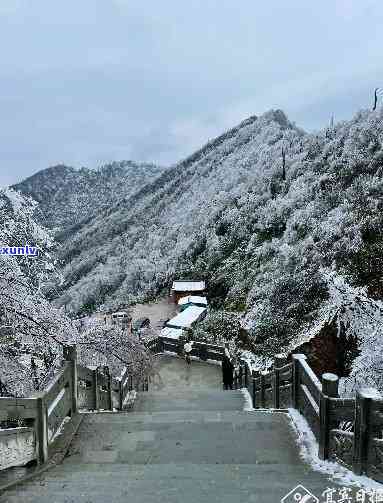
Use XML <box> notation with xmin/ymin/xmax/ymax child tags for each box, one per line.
<box><xmin>224</xmin><ymin>343</ymin><xmax>231</xmax><ymax>360</ymax></box>
<box><xmin>183</xmin><ymin>339</ymin><xmax>193</xmax><ymax>365</ymax></box>
<box><xmin>222</xmin><ymin>354</ymin><xmax>234</xmax><ymax>390</ymax></box>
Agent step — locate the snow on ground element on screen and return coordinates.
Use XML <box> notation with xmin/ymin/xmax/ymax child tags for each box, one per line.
<box><xmin>288</xmin><ymin>408</ymin><xmax>383</xmax><ymax>490</ymax></box>
<box><xmin>77</xmin><ymin>297</ymin><xmax>179</xmax><ymax>336</ymax></box>
<box><xmin>241</xmin><ymin>388</ymin><xmax>383</xmax><ymax>489</ymax></box>
<box><xmin>130</xmin><ymin>297</ymin><xmax>178</xmax><ymax>332</ymax></box>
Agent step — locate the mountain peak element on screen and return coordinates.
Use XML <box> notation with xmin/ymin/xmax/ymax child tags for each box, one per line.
<box><xmin>258</xmin><ymin>109</ymin><xmax>292</xmax><ymax>128</ymax></box>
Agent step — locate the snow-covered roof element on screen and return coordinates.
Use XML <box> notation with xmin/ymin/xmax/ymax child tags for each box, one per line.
<box><xmin>112</xmin><ymin>311</ymin><xmax>130</xmax><ymax>317</ymax></box>
<box><xmin>171</xmin><ymin>281</ymin><xmax>206</xmax><ymax>292</ymax></box>
<box><xmin>166</xmin><ymin>306</ymin><xmax>207</xmax><ymax>329</ymax></box>
<box><xmin>178</xmin><ymin>295</ymin><xmax>208</xmax><ymax>306</ymax></box>
<box><xmin>81</xmin><ymin>317</ymin><xmax>99</xmax><ymax>326</ymax></box>
<box><xmin>160</xmin><ymin>327</ymin><xmax>184</xmax><ymax>340</ymax></box>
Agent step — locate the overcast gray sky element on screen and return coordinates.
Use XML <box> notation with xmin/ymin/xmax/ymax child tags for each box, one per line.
<box><xmin>0</xmin><ymin>0</ymin><xmax>382</xmax><ymax>186</ymax></box>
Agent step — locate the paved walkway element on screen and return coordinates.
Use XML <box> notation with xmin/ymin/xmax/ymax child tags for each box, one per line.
<box><xmin>2</xmin><ymin>355</ymin><xmax>352</xmax><ymax>503</ymax></box>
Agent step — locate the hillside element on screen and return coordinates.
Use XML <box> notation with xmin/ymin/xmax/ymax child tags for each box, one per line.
<box><xmin>14</xmin><ymin>107</ymin><xmax>383</xmax><ymax>392</ymax></box>
<box><xmin>52</xmin><ymin>109</ymin><xmax>383</xmax><ymax>318</ymax></box>
<box><xmin>53</xmin><ymin>110</ymin><xmax>302</xmax><ymax>310</ymax></box>
<box><xmin>12</xmin><ymin>161</ymin><xmax>166</xmax><ymax>236</ymax></box>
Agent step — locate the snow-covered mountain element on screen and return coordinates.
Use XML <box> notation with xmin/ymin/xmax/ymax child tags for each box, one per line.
<box><xmin>12</xmin><ymin>107</ymin><xmax>383</xmax><ymax>391</ymax></box>
<box><xmin>53</xmin><ymin>111</ymin><xmax>301</xmax><ymax>310</ymax></box>
<box><xmin>12</xmin><ymin>161</ymin><xmax>166</xmax><ymax>237</ymax></box>
<box><xmin>48</xmin><ymin>111</ymin><xmax>382</xmax><ymax>319</ymax></box>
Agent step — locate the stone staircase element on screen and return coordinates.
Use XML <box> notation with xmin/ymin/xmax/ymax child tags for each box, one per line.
<box><xmin>133</xmin><ymin>388</ymin><xmax>245</xmax><ymax>412</ymax></box>
<box><xmin>1</xmin><ymin>356</ymin><xmax>350</xmax><ymax>503</ymax></box>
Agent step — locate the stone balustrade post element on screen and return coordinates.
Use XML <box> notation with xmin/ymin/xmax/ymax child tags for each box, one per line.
<box><xmin>319</xmin><ymin>373</ymin><xmax>339</xmax><ymax>460</ymax></box>
<box><xmin>92</xmin><ymin>368</ymin><xmax>99</xmax><ymax>410</ymax></box>
<box><xmin>273</xmin><ymin>354</ymin><xmax>286</xmax><ymax>409</ymax></box>
<box><xmin>260</xmin><ymin>371</ymin><xmax>267</xmax><ymax>408</ymax></box>
<box><xmin>353</xmin><ymin>389</ymin><xmax>376</xmax><ymax>475</ymax></box>
<box><xmin>35</xmin><ymin>396</ymin><xmax>48</xmax><ymax>465</ymax></box>
<box><xmin>292</xmin><ymin>354</ymin><xmax>307</xmax><ymax>409</ymax></box>
<box><xmin>63</xmin><ymin>344</ymin><xmax>78</xmax><ymax>415</ymax></box>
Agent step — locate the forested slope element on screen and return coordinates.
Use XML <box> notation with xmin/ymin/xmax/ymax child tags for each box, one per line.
<box><xmin>54</xmin><ymin>110</ymin><xmax>302</xmax><ymax>311</ymax></box>
<box><xmin>13</xmin><ymin>107</ymin><xmax>383</xmax><ymax>392</ymax></box>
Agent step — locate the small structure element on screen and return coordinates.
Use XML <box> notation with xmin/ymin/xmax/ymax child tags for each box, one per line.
<box><xmin>171</xmin><ymin>280</ymin><xmax>206</xmax><ymax>304</ymax></box>
<box><xmin>111</xmin><ymin>311</ymin><xmax>132</xmax><ymax>333</ymax></box>
<box><xmin>165</xmin><ymin>305</ymin><xmax>207</xmax><ymax>330</ymax></box>
<box><xmin>178</xmin><ymin>295</ymin><xmax>208</xmax><ymax>312</ymax></box>
<box><xmin>132</xmin><ymin>317</ymin><xmax>150</xmax><ymax>333</ymax></box>
<box><xmin>160</xmin><ymin>326</ymin><xmax>184</xmax><ymax>340</ymax></box>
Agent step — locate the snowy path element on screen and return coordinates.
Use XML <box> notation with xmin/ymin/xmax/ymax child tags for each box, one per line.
<box><xmin>2</xmin><ymin>356</ymin><xmax>355</xmax><ymax>503</ymax></box>
<box><xmin>129</xmin><ymin>297</ymin><xmax>179</xmax><ymax>331</ymax></box>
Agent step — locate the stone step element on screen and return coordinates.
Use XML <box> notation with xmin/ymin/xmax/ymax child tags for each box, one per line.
<box><xmin>79</xmin><ymin>410</ymin><xmax>283</xmax><ymax>424</ymax></box>
<box><xmin>1</xmin><ymin>356</ymin><xmax>349</xmax><ymax>503</ymax></box>
<box><xmin>139</xmin><ymin>394</ymin><xmax>244</xmax><ymax>401</ymax></box>
<box><xmin>132</xmin><ymin>400</ymin><xmax>244</xmax><ymax>410</ymax></box>
<box><xmin>133</xmin><ymin>389</ymin><xmax>245</xmax><ymax>412</ymax></box>
<box><xmin>141</xmin><ymin>389</ymin><xmax>243</xmax><ymax>394</ymax></box>
<box><xmin>4</xmin><ymin>464</ymin><xmax>357</xmax><ymax>503</ymax></box>
<box><xmin>63</xmin><ymin>411</ymin><xmax>296</xmax><ymax>467</ymax></box>
<box><xmin>136</xmin><ymin>394</ymin><xmax>244</xmax><ymax>402</ymax></box>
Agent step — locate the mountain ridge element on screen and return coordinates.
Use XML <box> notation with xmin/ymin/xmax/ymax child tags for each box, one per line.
<box><xmin>12</xmin><ymin>160</ymin><xmax>167</xmax><ymax>235</ymax></box>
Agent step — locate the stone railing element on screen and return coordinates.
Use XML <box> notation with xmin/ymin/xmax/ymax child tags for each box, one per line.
<box><xmin>234</xmin><ymin>353</ymin><xmax>383</xmax><ymax>483</ymax></box>
<box><xmin>0</xmin><ymin>345</ymin><xmax>148</xmax><ymax>472</ymax></box>
<box><xmin>146</xmin><ymin>336</ymin><xmax>225</xmax><ymax>361</ymax></box>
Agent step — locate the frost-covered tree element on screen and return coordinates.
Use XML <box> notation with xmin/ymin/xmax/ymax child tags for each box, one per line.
<box><xmin>0</xmin><ymin>188</ymin><xmax>153</xmax><ymax>396</ymax></box>
<box><xmin>75</xmin><ymin>325</ymin><xmax>155</xmax><ymax>380</ymax></box>
<box><xmin>305</xmin><ymin>271</ymin><xmax>383</xmax><ymax>395</ymax></box>
<box><xmin>0</xmin><ymin>188</ymin><xmax>76</xmax><ymax>396</ymax></box>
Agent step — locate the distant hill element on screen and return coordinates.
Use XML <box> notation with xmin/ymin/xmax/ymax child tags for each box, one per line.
<box><xmin>12</xmin><ymin>161</ymin><xmax>166</xmax><ymax>237</ymax></box>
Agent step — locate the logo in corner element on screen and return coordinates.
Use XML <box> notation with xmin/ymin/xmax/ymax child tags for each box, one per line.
<box><xmin>281</xmin><ymin>485</ymin><xmax>319</xmax><ymax>503</ymax></box>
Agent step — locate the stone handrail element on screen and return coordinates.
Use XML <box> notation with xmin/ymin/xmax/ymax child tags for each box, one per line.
<box><xmin>0</xmin><ymin>335</ymin><xmax>220</xmax><ymax>473</ymax></box>
<box><xmin>0</xmin><ymin>345</ymin><xmax>148</xmax><ymax>472</ymax></box>
<box><xmin>146</xmin><ymin>335</ymin><xmax>225</xmax><ymax>361</ymax></box>
<box><xmin>234</xmin><ymin>353</ymin><xmax>383</xmax><ymax>483</ymax></box>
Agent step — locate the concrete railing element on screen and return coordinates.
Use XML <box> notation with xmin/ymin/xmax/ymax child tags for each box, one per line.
<box><xmin>0</xmin><ymin>345</ymin><xmax>148</xmax><ymax>472</ymax></box>
<box><xmin>235</xmin><ymin>353</ymin><xmax>383</xmax><ymax>483</ymax></box>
